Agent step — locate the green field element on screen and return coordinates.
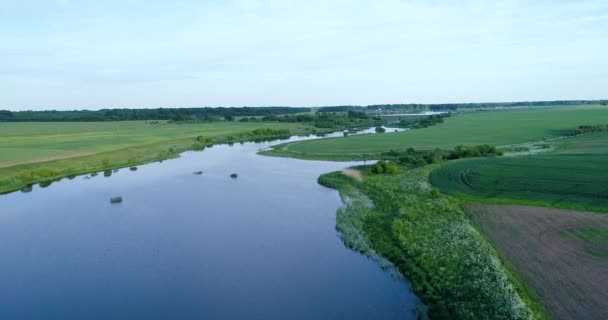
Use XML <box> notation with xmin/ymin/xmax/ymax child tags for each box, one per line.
<box><xmin>0</xmin><ymin>121</ymin><xmax>315</xmax><ymax>193</ymax></box>
<box><xmin>0</xmin><ymin>121</ymin><xmax>313</xmax><ymax>166</ymax></box>
<box><xmin>430</xmin><ymin>132</ymin><xmax>608</xmax><ymax>212</ymax></box>
<box><xmin>268</xmin><ymin>105</ymin><xmax>608</xmax><ymax>159</ymax></box>
<box><xmin>319</xmin><ymin>165</ymin><xmax>546</xmax><ymax>319</ymax></box>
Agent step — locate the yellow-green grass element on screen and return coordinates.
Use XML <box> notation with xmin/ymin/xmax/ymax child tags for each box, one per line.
<box><xmin>0</xmin><ymin>121</ymin><xmax>311</xmax><ymax>166</ymax></box>
<box><xmin>318</xmin><ymin>165</ymin><xmax>546</xmax><ymax>319</ymax></box>
<box><xmin>0</xmin><ymin>121</ymin><xmax>314</xmax><ymax>193</ymax></box>
<box><xmin>430</xmin><ymin>132</ymin><xmax>608</xmax><ymax>212</ymax></box>
<box><xmin>266</xmin><ymin>105</ymin><xmax>608</xmax><ymax>160</ymax></box>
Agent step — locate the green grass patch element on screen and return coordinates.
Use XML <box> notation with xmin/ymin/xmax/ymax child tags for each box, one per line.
<box><xmin>563</xmin><ymin>227</ymin><xmax>608</xmax><ymax>258</ymax></box>
<box><xmin>322</xmin><ymin>164</ymin><xmax>546</xmax><ymax>320</ymax></box>
<box><xmin>430</xmin><ymin>133</ymin><xmax>608</xmax><ymax>213</ymax></box>
<box><xmin>0</xmin><ymin>121</ymin><xmax>317</xmax><ymax>194</ymax></box>
<box><xmin>270</xmin><ymin>105</ymin><xmax>608</xmax><ymax>160</ymax></box>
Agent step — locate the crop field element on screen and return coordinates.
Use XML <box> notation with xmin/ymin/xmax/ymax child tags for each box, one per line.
<box><xmin>468</xmin><ymin>204</ymin><xmax>608</xmax><ymax>320</ymax></box>
<box><xmin>0</xmin><ymin>121</ymin><xmax>310</xmax><ymax>167</ymax></box>
<box><xmin>430</xmin><ymin>133</ymin><xmax>608</xmax><ymax>212</ymax></box>
<box><xmin>271</xmin><ymin>105</ymin><xmax>608</xmax><ymax>159</ymax></box>
<box><xmin>0</xmin><ymin>121</ymin><xmax>313</xmax><ymax>193</ymax></box>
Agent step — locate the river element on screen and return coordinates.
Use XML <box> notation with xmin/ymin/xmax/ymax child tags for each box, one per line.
<box><xmin>0</xmin><ymin>130</ymin><xmax>419</xmax><ymax>319</ymax></box>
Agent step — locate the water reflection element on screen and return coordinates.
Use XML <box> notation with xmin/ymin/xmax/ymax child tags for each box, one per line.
<box><xmin>0</xmin><ymin>126</ymin><xmax>420</xmax><ymax>320</ymax></box>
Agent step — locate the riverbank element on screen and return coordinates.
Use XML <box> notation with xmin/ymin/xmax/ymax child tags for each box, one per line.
<box><xmin>261</xmin><ymin>105</ymin><xmax>608</xmax><ymax>161</ymax></box>
<box><xmin>319</xmin><ymin>164</ymin><xmax>548</xmax><ymax>319</ymax></box>
<box><xmin>0</xmin><ymin>130</ymin><xmax>420</xmax><ymax>319</ymax></box>
<box><xmin>0</xmin><ymin>121</ymin><xmax>327</xmax><ymax>194</ymax></box>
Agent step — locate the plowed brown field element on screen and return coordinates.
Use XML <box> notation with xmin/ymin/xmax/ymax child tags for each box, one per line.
<box><xmin>468</xmin><ymin>204</ymin><xmax>608</xmax><ymax>320</ymax></box>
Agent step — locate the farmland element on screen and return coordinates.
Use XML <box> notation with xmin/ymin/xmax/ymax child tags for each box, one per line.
<box><xmin>0</xmin><ymin>121</ymin><xmax>313</xmax><ymax>166</ymax></box>
<box><xmin>468</xmin><ymin>204</ymin><xmax>608</xmax><ymax>320</ymax></box>
<box><xmin>0</xmin><ymin>121</ymin><xmax>316</xmax><ymax>193</ymax></box>
<box><xmin>265</xmin><ymin>105</ymin><xmax>608</xmax><ymax>160</ymax></box>
<box><xmin>2</xmin><ymin>104</ymin><xmax>607</xmax><ymax>319</ymax></box>
<box><xmin>268</xmin><ymin>104</ymin><xmax>608</xmax><ymax>319</ymax></box>
<box><xmin>430</xmin><ymin>132</ymin><xmax>608</xmax><ymax>212</ymax></box>
<box><xmin>318</xmin><ymin>165</ymin><xmax>545</xmax><ymax>319</ymax></box>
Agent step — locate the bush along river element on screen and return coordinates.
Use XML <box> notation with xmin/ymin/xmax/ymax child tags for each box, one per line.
<box><xmin>0</xmin><ymin>130</ymin><xmax>420</xmax><ymax>319</ymax></box>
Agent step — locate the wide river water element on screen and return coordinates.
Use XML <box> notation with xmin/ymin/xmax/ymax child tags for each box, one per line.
<box><xmin>0</xmin><ymin>129</ymin><xmax>419</xmax><ymax>319</ymax></box>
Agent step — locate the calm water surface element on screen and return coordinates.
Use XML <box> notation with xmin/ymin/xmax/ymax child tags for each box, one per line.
<box><xmin>0</xmin><ymin>133</ymin><xmax>419</xmax><ymax>319</ymax></box>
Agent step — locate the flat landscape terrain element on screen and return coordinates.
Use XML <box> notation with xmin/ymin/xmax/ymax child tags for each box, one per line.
<box><xmin>431</xmin><ymin>132</ymin><xmax>608</xmax><ymax>212</ymax></box>
<box><xmin>468</xmin><ymin>204</ymin><xmax>608</xmax><ymax>320</ymax></box>
<box><xmin>0</xmin><ymin>121</ymin><xmax>310</xmax><ymax>167</ymax></box>
<box><xmin>0</xmin><ymin>121</ymin><xmax>313</xmax><ymax>193</ymax></box>
<box><xmin>2</xmin><ymin>104</ymin><xmax>606</xmax><ymax>319</ymax></box>
<box><xmin>270</xmin><ymin>105</ymin><xmax>608</xmax><ymax>159</ymax></box>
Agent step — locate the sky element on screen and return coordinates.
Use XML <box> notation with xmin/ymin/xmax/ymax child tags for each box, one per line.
<box><xmin>1</xmin><ymin>0</ymin><xmax>607</xmax><ymax>110</ymax></box>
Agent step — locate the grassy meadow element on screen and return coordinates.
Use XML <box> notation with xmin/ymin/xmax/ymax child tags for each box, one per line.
<box><xmin>430</xmin><ymin>132</ymin><xmax>608</xmax><ymax>212</ymax></box>
<box><xmin>267</xmin><ymin>105</ymin><xmax>608</xmax><ymax>159</ymax></box>
<box><xmin>0</xmin><ymin>121</ymin><xmax>312</xmax><ymax>166</ymax></box>
<box><xmin>302</xmin><ymin>105</ymin><xmax>607</xmax><ymax>319</ymax></box>
<box><xmin>0</xmin><ymin>121</ymin><xmax>315</xmax><ymax>193</ymax></box>
<box><xmin>319</xmin><ymin>165</ymin><xmax>546</xmax><ymax>319</ymax></box>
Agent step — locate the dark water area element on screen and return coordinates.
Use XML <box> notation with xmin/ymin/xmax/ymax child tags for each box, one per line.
<box><xmin>0</xmin><ymin>133</ymin><xmax>419</xmax><ymax>319</ymax></box>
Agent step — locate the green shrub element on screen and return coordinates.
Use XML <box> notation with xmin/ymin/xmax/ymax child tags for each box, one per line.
<box><xmin>372</xmin><ymin>160</ymin><xmax>400</xmax><ymax>175</ymax></box>
<box><xmin>17</xmin><ymin>170</ymin><xmax>34</xmax><ymax>182</ymax></box>
<box><xmin>35</xmin><ymin>168</ymin><xmax>57</xmax><ymax>178</ymax></box>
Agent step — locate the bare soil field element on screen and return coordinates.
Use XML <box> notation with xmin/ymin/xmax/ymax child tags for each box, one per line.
<box><xmin>468</xmin><ymin>204</ymin><xmax>608</xmax><ymax>320</ymax></box>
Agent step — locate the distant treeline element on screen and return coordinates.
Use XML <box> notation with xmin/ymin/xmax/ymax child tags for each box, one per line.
<box><xmin>2</xmin><ymin>100</ymin><xmax>606</xmax><ymax>122</ymax></box>
<box><xmin>0</xmin><ymin>107</ymin><xmax>310</xmax><ymax>122</ymax></box>
<box><xmin>318</xmin><ymin>100</ymin><xmax>607</xmax><ymax>112</ymax></box>
<box><xmin>568</xmin><ymin>124</ymin><xmax>608</xmax><ymax>136</ymax></box>
<box><xmin>260</xmin><ymin>111</ymin><xmax>380</xmax><ymax>129</ymax></box>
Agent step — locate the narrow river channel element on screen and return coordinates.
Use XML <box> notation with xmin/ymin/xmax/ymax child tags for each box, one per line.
<box><xmin>0</xmin><ymin>129</ymin><xmax>419</xmax><ymax>319</ymax></box>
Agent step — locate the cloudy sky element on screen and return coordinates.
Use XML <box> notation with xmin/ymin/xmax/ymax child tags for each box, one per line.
<box><xmin>1</xmin><ymin>0</ymin><xmax>607</xmax><ymax>110</ymax></box>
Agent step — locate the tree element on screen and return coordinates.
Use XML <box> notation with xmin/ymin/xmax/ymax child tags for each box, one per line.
<box><xmin>0</xmin><ymin>110</ymin><xmax>13</xmax><ymax>121</ymax></box>
<box><xmin>372</xmin><ymin>161</ymin><xmax>385</xmax><ymax>174</ymax></box>
<box><xmin>375</xmin><ymin>126</ymin><xmax>386</xmax><ymax>133</ymax></box>
<box><xmin>431</xmin><ymin>148</ymin><xmax>443</xmax><ymax>163</ymax></box>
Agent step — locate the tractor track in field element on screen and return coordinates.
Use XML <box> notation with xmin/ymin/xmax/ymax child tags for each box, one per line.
<box><xmin>457</xmin><ymin>167</ymin><xmax>608</xmax><ymax>200</ymax></box>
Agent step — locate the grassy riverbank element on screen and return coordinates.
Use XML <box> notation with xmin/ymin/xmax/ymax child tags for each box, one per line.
<box><xmin>263</xmin><ymin>105</ymin><xmax>608</xmax><ymax>160</ymax></box>
<box><xmin>0</xmin><ymin>121</ymin><xmax>318</xmax><ymax>194</ymax></box>
<box><xmin>319</xmin><ymin>165</ymin><xmax>547</xmax><ymax>320</ymax></box>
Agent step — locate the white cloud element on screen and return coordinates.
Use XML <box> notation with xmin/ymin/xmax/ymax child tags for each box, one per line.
<box><xmin>0</xmin><ymin>0</ymin><xmax>607</xmax><ymax>109</ymax></box>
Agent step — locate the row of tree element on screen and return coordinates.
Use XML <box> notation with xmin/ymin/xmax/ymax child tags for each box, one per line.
<box><xmin>0</xmin><ymin>107</ymin><xmax>310</xmax><ymax>122</ymax></box>
<box><xmin>383</xmin><ymin>145</ymin><xmax>502</xmax><ymax>167</ymax></box>
<box><xmin>317</xmin><ymin>100</ymin><xmax>607</xmax><ymax>113</ymax></box>
<box><xmin>260</xmin><ymin>111</ymin><xmax>381</xmax><ymax>130</ymax></box>
<box><xmin>568</xmin><ymin>124</ymin><xmax>608</xmax><ymax>136</ymax></box>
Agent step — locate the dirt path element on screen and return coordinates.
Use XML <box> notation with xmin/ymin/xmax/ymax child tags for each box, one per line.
<box><xmin>341</xmin><ymin>168</ymin><xmax>363</xmax><ymax>182</ymax></box>
<box><xmin>0</xmin><ymin>151</ymin><xmax>95</xmax><ymax>168</ymax></box>
<box><xmin>468</xmin><ymin>204</ymin><xmax>608</xmax><ymax>320</ymax></box>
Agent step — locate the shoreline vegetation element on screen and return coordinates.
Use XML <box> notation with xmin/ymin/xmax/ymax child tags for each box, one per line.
<box><xmin>261</xmin><ymin>105</ymin><xmax>608</xmax><ymax>161</ymax></box>
<box><xmin>283</xmin><ymin>104</ymin><xmax>608</xmax><ymax>319</ymax></box>
<box><xmin>0</xmin><ymin>122</ymin><xmax>332</xmax><ymax>194</ymax></box>
<box><xmin>0</xmin><ymin>108</ymin><xmax>390</xmax><ymax>194</ymax></box>
<box><xmin>319</xmin><ymin>164</ymin><xmax>548</xmax><ymax>319</ymax></box>
<box><xmin>3</xmin><ymin>103</ymin><xmax>607</xmax><ymax>319</ymax></box>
